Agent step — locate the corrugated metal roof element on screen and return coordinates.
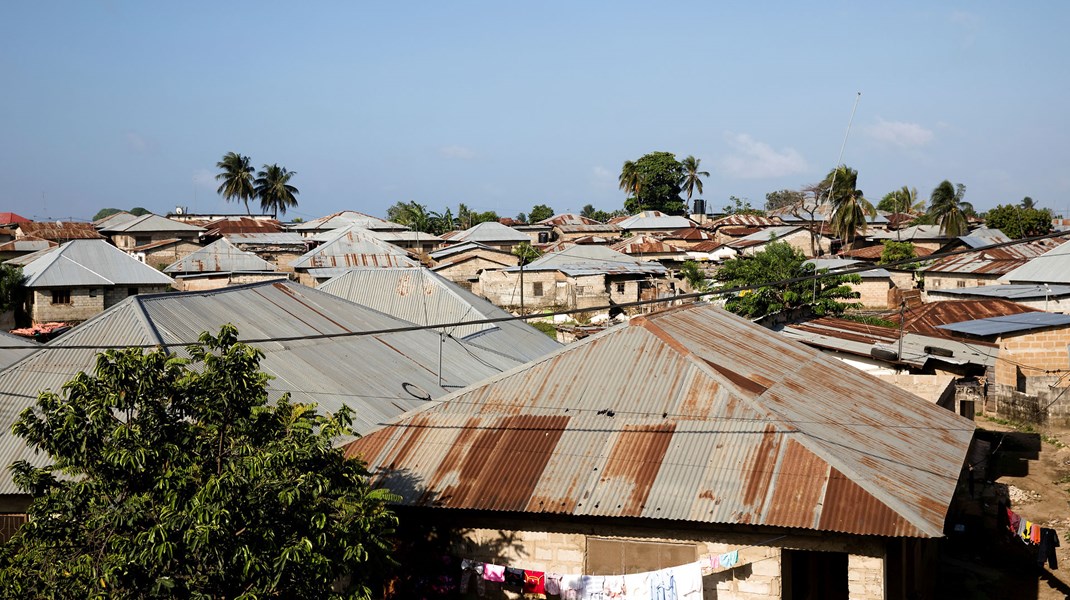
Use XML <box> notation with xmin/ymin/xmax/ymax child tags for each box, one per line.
<box><xmin>345</xmin><ymin>304</ymin><xmax>974</xmax><ymax>538</ymax></box>
<box><xmin>663</xmin><ymin>227</ymin><xmax>715</xmax><ymax>241</ymax></box>
<box><xmin>1005</xmin><ymin>239</ymin><xmax>1070</xmax><ymax>284</ymax></box>
<box><xmin>0</xmin><ymin>280</ymin><xmax>524</xmax><ymax>495</ymax></box>
<box><xmin>291</xmin><ymin>226</ymin><xmax>419</xmax><ymax>270</ymax></box>
<box><xmin>840</xmin><ymin>244</ymin><xmax>935</xmax><ymax>260</ymax></box>
<box><xmin>615</xmin><ymin>211</ymin><xmax>695</xmax><ymax>231</ymax></box>
<box><xmin>16</xmin><ymin>240</ymin><xmax>175</xmax><ymax>287</ymax></box>
<box><xmin>0</xmin><ymin>212</ymin><xmax>30</xmax><ymax>225</ymax></box>
<box><xmin>938</xmin><ymin>312</ymin><xmax>1070</xmax><ymax>337</ymax></box>
<box><xmin>958</xmin><ymin>227</ymin><xmax>1011</xmax><ymax>248</ymax></box>
<box><xmin>610</xmin><ymin>235</ymin><xmax>687</xmax><ymax>257</ymax></box>
<box><xmin>288</xmin><ymin>210</ymin><xmax>408</xmax><ymax>232</ymax></box>
<box><xmin>929</xmin><ymin>284</ymin><xmax>1070</xmax><ymax>300</ymax></box>
<box><xmin>924</xmin><ymin>238</ymin><xmax>1059</xmax><ymax>275</ymax></box>
<box><xmin>226</xmin><ymin>232</ymin><xmax>307</xmax><ymax>247</ymax></box>
<box><xmin>508</xmin><ymin>245</ymin><xmax>667</xmax><ymax>276</ymax></box>
<box><xmin>0</xmin><ymin>332</ymin><xmax>39</xmax><ymax>371</ymax></box>
<box><xmin>892</xmin><ymin>299</ymin><xmax>1037</xmax><ymax>337</ymax></box>
<box><xmin>164</xmin><ymin>238</ymin><xmax>276</xmax><ymax>274</ymax></box>
<box><xmin>100</xmin><ymin>213</ymin><xmax>205</xmax><ymax>234</ymax></box>
<box><xmin>537</xmin><ymin>214</ymin><xmax>604</xmax><ymax>227</ymax></box>
<box><xmin>317</xmin><ymin>267</ymin><xmax>561</xmax><ymax>362</ymax></box>
<box><xmin>448</xmin><ymin>222</ymin><xmax>530</xmax><ymax>244</ymax></box>
<box><xmin>708</xmin><ymin>214</ymin><xmax>782</xmax><ymax>228</ymax></box>
<box><xmin>429</xmin><ymin>242</ymin><xmax>513</xmax><ymax>261</ymax></box>
<box><xmin>727</xmin><ymin>226</ymin><xmax>806</xmax><ymax>249</ymax></box>
<box><xmin>195</xmin><ymin>216</ymin><xmax>284</xmax><ymax>237</ymax></box>
<box><xmin>92</xmin><ymin>211</ymin><xmax>137</xmax><ymax>229</ymax></box>
<box><xmin>868</xmin><ymin>225</ymin><xmax>950</xmax><ymax>241</ymax></box>
<box><xmin>805</xmin><ymin>258</ymin><xmax>890</xmax><ymax>278</ymax></box>
<box><xmin>0</xmin><ymin>237</ymin><xmax>55</xmax><ymax>253</ymax></box>
<box><xmin>17</xmin><ymin>222</ymin><xmax>103</xmax><ymax>241</ymax></box>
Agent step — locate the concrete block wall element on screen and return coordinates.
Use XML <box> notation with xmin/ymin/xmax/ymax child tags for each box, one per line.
<box><xmin>848</xmin><ymin>553</ymin><xmax>885</xmax><ymax>600</ymax></box>
<box><xmin>874</xmin><ymin>373</ymin><xmax>954</xmax><ymax>405</ymax></box>
<box><xmin>853</xmin><ymin>279</ymin><xmax>892</xmax><ymax>309</ymax></box>
<box><xmin>994</xmin><ymin>328</ymin><xmax>1070</xmax><ymax>389</ymax></box>
<box><xmin>31</xmin><ymin>288</ymin><xmax>103</xmax><ymax>324</ymax></box>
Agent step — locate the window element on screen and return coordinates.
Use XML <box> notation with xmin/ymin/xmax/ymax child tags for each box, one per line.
<box><xmin>51</xmin><ymin>290</ymin><xmax>71</xmax><ymax>305</ymax></box>
<box><xmin>532</xmin><ymin>282</ymin><xmax>544</xmax><ymax>297</ymax></box>
<box><xmin>586</xmin><ymin>538</ymin><xmax>700</xmax><ymax>574</ymax></box>
<box><xmin>956</xmin><ymin>280</ymin><xmax>967</xmax><ymax>288</ymax></box>
<box><xmin>134</xmin><ymin>236</ymin><xmax>152</xmax><ymax>246</ymax></box>
<box><xmin>616</xmin><ymin>282</ymin><xmax>626</xmax><ymax>294</ymax></box>
<box><xmin>89</xmin><ymin>288</ymin><xmax>99</xmax><ymax>298</ymax></box>
<box><xmin>128</xmin><ymin>287</ymin><xmax>139</xmax><ymax>296</ymax></box>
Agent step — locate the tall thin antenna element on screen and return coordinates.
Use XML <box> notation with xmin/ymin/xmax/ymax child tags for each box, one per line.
<box><xmin>814</xmin><ymin>92</ymin><xmax>863</xmax><ymax>299</ymax></box>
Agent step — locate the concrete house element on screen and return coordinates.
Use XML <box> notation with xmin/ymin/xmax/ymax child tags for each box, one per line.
<box><xmin>345</xmin><ymin>304</ymin><xmax>974</xmax><ymax>600</ymax></box>
<box><xmin>1004</xmin><ymin>238</ymin><xmax>1070</xmax><ymax>285</ymax></box>
<box><xmin>99</xmin><ymin>214</ymin><xmax>206</xmax><ymax>269</ymax></box>
<box><xmin>475</xmin><ymin>245</ymin><xmax>671</xmax><ymax>315</ymax></box>
<box><xmin>163</xmin><ymin>238</ymin><xmax>283</xmax><ymax>291</ymax></box>
<box><xmin>926</xmin><ymin>284</ymin><xmax>1070</xmax><ymax>313</ymax></box>
<box><xmin>613</xmin><ymin>211</ymin><xmax>696</xmax><ymax>237</ymax></box>
<box><xmin>288</xmin><ymin>210</ymin><xmax>408</xmax><ymax>238</ymax></box>
<box><xmin>537</xmin><ymin>213</ymin><xmax>622</xmax><ymax>242</ymax></box>
<box><xmin>226</xmin><ymin>232</ymin><xmax>309</xmax><ymax>273</ymax></box>
<box><xmin>429</xmin><ymin>242</ymin><xmax>519</xmax><ymax>288</ymax></box>
<box><xmin>6</xmin><ymin>239</ymin><xmax>174</xmax><ymax>325</ymax></box>
<box><xmin>441</xmin><ymin>221</ymin><xmax>531</xmax><ymax>253</ymax></box>
<box><xmin>922</xmin><ymin>237</ymin><xmax>1062</xmax><ymax>293</ymax></box>
<box><xmin>716</xmin><ymin>226</ymin><xmax>833</xmax><ymax>259</ymax></box>
<box><xmin>804</xmin><ymin>258</ymin><xmax>895</xmax><ymax>309</ymax></box>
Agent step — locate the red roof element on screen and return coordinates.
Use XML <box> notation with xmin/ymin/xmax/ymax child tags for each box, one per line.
<box><xmin>0</xmin><ymin>212</ymin><xmax>30</xmax><ymax>225</ymax></box>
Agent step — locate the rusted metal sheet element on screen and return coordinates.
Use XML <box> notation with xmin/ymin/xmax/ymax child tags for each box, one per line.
<box><xmin>892</xmin><ymin>299</ymin><xmax>1037</xmax><ymax>337</ymax></box>
<box><xmin>347</xmin><ymin>303</ymin><xmax>974</xmax><ymax>538</ymax></box>
<box><xmin>291</xmin><ymin>225</ymin><xmax>419</xmax><ymax>270</ymax></box>
<box><xmin>925</xmin><ymin>239</ymin><xmax>1059</xmax><ymax>275</ymax></box>
<box><xmin>708</xmin><ymin>214</ymin><xmax>782</xmax><ymax>229</ymax></box>
<box><xmin>164</xmin><ymin>238</ymin><xmax>275</xmax><ymax>274</ymax></box>
<box><xmin>610</xmin><ymin>235</ymin><xmax>687</xmax><ymax>257</ymax></box>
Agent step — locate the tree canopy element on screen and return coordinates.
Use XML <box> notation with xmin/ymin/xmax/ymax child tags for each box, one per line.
<box><xmin>620</xmin><ymin>152</ymin><xmax>687</xmax><ymax>215</ymax></box>
<box><xmin>764</xmin><ymin>189</ymin><xmax>805</xmax><ymax>212</ymax></box>
<box><xmin>928</xmin><ymin>180</ymin><xmax>973</xmax><ymax>237</ymax></box>
<box><xmin>527</xmin><ymin>204</ymin><xmax>554</xmax><ymax>223</ymax></box>
<box><xmin>877</xmin><ymin>186</ymin><xmax>923</xmax><ymax>214</ymax></box>
<box><xmin>879</xmin><ymin>240</ymin><xmax>918</xmax><ymax>267</ymax></box>
<box><xmin>254</xmin><ymin>164</ymin><xmax>300</xmax><ymax>218</ymax></box>
<box><xmin>819</xmin><ymin>165</ymin><xmax>874</xmax><ymax>244</ymax></box>
<box><xmin>715</xmin><ymin>241</ymin><xmax>861</xmax><ymax>319</ymax></box>
<box><xmin>0</xmin><ymin>265</ymin><xmax>24</xmax><ymax>314</ymax></box>
<box><xmin>984</xmin><ymin>203</ymin><xmax>1053</xmax><ymax>239</ymax></box>
<box><xmin>92</xmin><ymin>208</ymin><xmax>122</xmax><ymax>221</ymax></box>
<box><xmin>680</xmin><ymin>155</ymin><xmax>709</xmax><ymax>211</ymax></box>
<box><xmin>215</xmin><ymin>152</ymin><xmax>256</xmax><ymax>215</ymax></box>
<box><xmin>0</xmin><ymin>326</ymin><xmax>397</xmax><ymax>598</ymax></box>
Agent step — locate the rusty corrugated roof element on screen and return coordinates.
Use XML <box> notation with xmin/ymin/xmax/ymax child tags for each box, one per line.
<box><xmin>708</xmin><ymin>214</ymin><xmax>782</xmax><ymax>229</ymax></box>
<box><xmin>892</xmin><ymin>299</ymin><xmax>1037</xmax><ymax>337</ymax></box>
<box><xmin>610</xmin><ymin>235</ymin><xmax>687</xmax><ymax>257</ymax></box>
<box><xmin>924</xmin><ymin>238</ymin><xmax>1062</xmax><ymax>275</ymax></box>
<box><xmin>346</xmin><ymin>304</ymin><xmax>974</xmax><ymax>538</ymax></box>
<box><xmin>17</xmin><ymin>222</ymin><xmax>103</xmax><ymax>241</ymax></box>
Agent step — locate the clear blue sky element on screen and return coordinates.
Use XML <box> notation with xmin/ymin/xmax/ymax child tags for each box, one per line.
<box><xmin>2</xmin><ymin>1</ymin><xmax>1068</xmax><ymax>222</ymax></box>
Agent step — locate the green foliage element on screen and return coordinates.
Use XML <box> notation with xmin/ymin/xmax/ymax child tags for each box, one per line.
<box><xmin>528</xmin><ymin>204</ymin><xmax>554</xmax><ymax>223</ymax></box>
<box><xmin>579</xmin><ymin>204</ymin><xmax>625</xmax><ymax>223</ymax></box>
<box><xmin>680</xmin><ymin>155</ymin><xmax>709</xmax><ymax>207</ymax></box>
<box><xmin>512</xmin><ymin>241</ymin><xmax>541</xmax><ymax>265</ymax></box>
<box><xmin>722</xmin><ymin>196</ymin><xmax>765</xmax><ymax>216</ymax></box>
<box><xmin>129</xmin><ymin>207</ymin><xmax>151</xmax><ymax>217</ymax></box>
<box><xmin>879</xmin><ymin>240</ymin><xmax>917</xmax><ymax>266</ymax></box>
<box><xmin>515</xmin><ymin>212</ymin><xmax>528</xmax><ymax>224</ymax></box>
<box><xmin>92</xmin><ymin>208</ymin><xmax>122</xmax><ymax>221</ymax></box>
<box><xmin>620</xmin><ymin>152</ymin><xmax>686</xmax><ymax>215</ymax></box>
<box><xmin>678</xmin><ymin>260</ymin><xmax>709</xmax><ymax>292</ymax></box>
<box><xmin>819</xmin><ymin>165</ymin><xmax>874</xmax><ymax>243</ymax></box>
<box><xmin>0</xmin><ymin>326</ymin><xmax>397</xmax><ymax>599</ymax></box>
<box><xmin>215</xmin><ymin>152</ymin><xmax>256</xmax><ymax>215</ymax></box>
<box><xmin>528</xmin><ymin>320</ymin><xmax>558</xmax><ymax>339</ymax></box>
<box><xmin>715</xmin><ymin>241</ymin><xmax>862</xmax><ymax>318</ymax></box>
<box><xmin>928</xmin><ymin>180</ymin><xmax>973</xmax><ymax>236</ymax></box>
<box><xmin>254</xmin><ymin>164</ymin><xmax>300</xmax><ymax>218</ymax></box>
<box><xmin>983</xmin><ymin>204</ymin><xmax>1053</xmax><ymax>239</ymax></box>
<box><xmin>840</xmin><ymin>314</ymin><xmax>899</xmax><ymax>328</ymax></box>
<box><xmin>877</xmin><ymin>186</ymin><xmax>923</xmax><ymax>214</ymax></box>
<box><xmin>0</xmin><ymin>265</ymin><xmax>24</xmax><ymax>313</ymax></box>
<box><xmin>764</xmin><ymin>189</ymin><xmax>805</xmax><ymax>212</ymax></box>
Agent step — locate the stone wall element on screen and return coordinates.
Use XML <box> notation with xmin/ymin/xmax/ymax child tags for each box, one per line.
<box><xmin>853</xmin><ymin>278</ymin><xmax>892</xmax><ymax>309</ymax></box>
<box><xmin>925</xmin><ymin>272</ymin><xmax>1000</xmax><ymax>292</ymax></box>
<box><xmin>103</xmin><ymin>284</ymin><xmax>172</xmax><ymax>309</ymax></box>
<box><xmin>874</xmin><ymin>373</ymin><xmax>955</xmax><ymax>405</ymax></box>
<box><xmin>477</xmin><ymin>271</ymin><xmax>608</xmax><ymax>312</ymax></box>
<box><xmin>411</xmin><ymin>511</ymin><xmax>896</xmax><ymax>600</ymax></box>
<box><xmin>31</xmin><ymin>288</ymin><xmax>103</xmax><ymax>324</ymax></box>
<box><xmin>437</xmin><ymin>254</ymin><xmax>516</xmax><ymax>286</ymax></box>
<box><xmin>993</xmin><ymin>327</ymin><xmax>1070</xmax><ymax>389</ymax></box>
<box><xmin>144</xmin><ymin>240</ymin><xmax>202</xmax><ymax>269</ymax></box>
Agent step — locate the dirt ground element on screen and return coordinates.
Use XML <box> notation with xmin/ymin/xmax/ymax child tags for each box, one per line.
<box><xmin>939</xmin><ymin>417</ymin><xmax>1070</xmax><ymax>600</ymax></box>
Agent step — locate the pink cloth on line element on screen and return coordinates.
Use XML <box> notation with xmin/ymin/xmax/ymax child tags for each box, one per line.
<box><xmin>484</xmin><ymin>563</ymin><xmax>506</xmax><ymax>582</ymax></box>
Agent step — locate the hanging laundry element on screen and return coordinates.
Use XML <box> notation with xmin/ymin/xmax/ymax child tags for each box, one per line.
<box><xmin>545</xmin><ymin>573</ymin><xmax>562</xmax><ymax>596</ymax></box>
<box><xmin>505</xmin><ymin>567</ymin><xmax>526</xmax><ymax>589</ymax></box>
<box><xmin>624</xmin><ymin>572</ymin><xmax>651</xmax><ymax>600</ymax></box>
<box><xmin>1031</xmin><ymin>524</ymin><xmax>1042</xmax><ymax>545</ymax></box>
<box><xmin>484</xmin><ymin>563</ymin><xmax>506</xmax><ymax>583</ymax></box>
<box><xmin>602</xmin><ymin>575</ymin><xmax>627</xmax><ymax>598</ymax></box>
<box><xmin>649</xmin><ymin>567</ymin><xmax>677</xmax><ymax>600</ymax></box>
<box><xmin>580</xmin><ymin>575</ymin><xmax>608</xmax><ymax>600</ymax></box>
<box><xmin>1038</xmin><ymin>528</ymin><xmax>1060</xmax><ymax>569</ymax></box>
<box><xmin>523</xmin><ymin>570</ymin><xmax>546</xmax><ymax>595</ymax></box>
<box><xmin>560</xmin><ymin>574</ymin><xmax>586</xmax><ymax>600</ymax></box>
<box><xmin>671</xmin><ymin>562</ymin><xmax>704</xmax><ymax>598</ymax></box>
<box><xmin>718</xmin><ymin>551</ymin><xmax>739</xmax><ymax>569</ymax></box>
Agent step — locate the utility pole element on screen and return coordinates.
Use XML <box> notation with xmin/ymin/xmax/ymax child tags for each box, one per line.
<box><xmin>898</xmin><ymin>301</ymin><xmax>906</xmax><ymax>363</ymax></box>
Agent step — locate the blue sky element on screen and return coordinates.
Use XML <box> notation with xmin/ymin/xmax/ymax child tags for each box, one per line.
<box><xmin>2</xmin><ymin>1</ymin><xmax>1068</xmax><ymax>222</ymax></box>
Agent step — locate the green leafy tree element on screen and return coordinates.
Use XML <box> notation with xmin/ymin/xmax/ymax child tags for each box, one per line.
<box><xmin>92</xmin><ymin>208</ymin><xmax>122</xmax><ymax>221</ymax></box>
<box><xmin>722</xmin><ymin>196</ymin><xmax>765</xmax><ymax>216</ymax></box>
<box><xmin>678</xmin><ymin>260</ymin><xmax>710</xmax><ymax>292</ymax></box>
<box><xmin>1021</xmin><ymin>196</ymin><xmax>1036</xmax><ymax>209</ymax></box>
<box><xmin>879</xmin><ymin>240</ymin><xmax>918</xmax><ymax>266</ymax></box>
<box><xmin>431</xmin><ymin>208</ymin><xmax>456</xmax><ymax>235</ymax></box>
<box><xmin>620</xmin><ymin>152</ymin><xmax>686</xmax><ymax>214</ymax></box>
<box><xmin>514</xmin><ymin>212</ymin><xmax>528</xmax><ymax>224</ymax></box>
<box><xmin>528</xmin><ymin>204</ymin><xmax>554</xmax><ymax>223</ymax></box>
<box><xmin>764</xmin><ymin>189</ymin><xmax>805</xmax><ymax>212</ymax></box>
<box><xmin>388</xmin><ymin>201</ymin><xmax>435</xmax><ymax>233</ymax></box>
<box><xmin>580</xmin><ymin>204</ymin><xmax>597</xmax><ymax>219</ymax></box>
<box><xmin>0</xmin><ymin>265</ymin><xmax>25</xmax><ymax>314</ymax></box>
<box><xmin>0</xmin><ymin>326</ymin><xmax>397</xmax><ymax>598</ymax></box>
<box><xmin>512</xmin><ymin>241</ymin><xmax>541</xmax><ymax>265</ymax></box>
<box><xmin>254</xmin><ymin>164</ymin><xmax>300</xmax><ymax>218</ymax></box>
<box><xmin>819</xmin><ymin>165</ymin><xmax>875</xmax><ymax>245</ymax></box>
<box><xmin>215</xmin><ymin>152</ymin><xmax>256</xmax><ymax>215</ymax></box>
<box><xmin>929</xmin><ymin>180</ymin><xmax>972</xmax><ymax>237</ymax></box>
<box><xmin>471</xmin><ymin>210</ymin><xmax>500</xmax><ymax>225</ymax></box>
<box><xmin>715</xmin><ymin>241</ymin><xmax>861</xmax><ymax>318</ymax></box>
<box><xmin>129</xmin><ymin>207</ymin><xmax>151</xmax><ymax>217</ymax></box>
<box><xmin>984</xmin><ymin>203</ymin><xmax>1053</xmax><ymax>239</ymax></box>
<box><xmin>680</xmin><ymin>155</ymin><xmax>709</xmax><ymax>211</ymax></box>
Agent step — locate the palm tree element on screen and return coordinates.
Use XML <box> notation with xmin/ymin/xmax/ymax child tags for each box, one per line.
<box><xmin>1021</xmin><ymin>196</ymin><xmax>1036</xmax><ymax>209</ymax></box>
<box><xmin>254</xmin><ymin>164</ymin><xmax>299</xmax><ymax>218</ymax></box>
<box><xmin>888</xmin><ymin>186</ymin><xmax>924</xmax><ymax>214</ymax></box>
<box><xmin>929</xmin><ymin>180</ymin><xmax>970</xmax><ymax>237</ymax></box>
<box><xmin>618</xmin><ymin>160</ymin><xmax>642</xmax><ymax>211</ymax></box>
<box><xmin>680</xmin><ymin>155</ymin><xmax>709</xmax><ymax>211</ymax></box>
<box><xmin>215</xmin><ymin>152</ymin><xmax>256</xmax><ymax>215</ymax></box>
<box><xmin>823</xmin><ymin>165</ymin><xmax>875</xmax><ymax>246</ymax></box>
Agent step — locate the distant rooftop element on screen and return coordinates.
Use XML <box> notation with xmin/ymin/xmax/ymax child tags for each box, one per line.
<box><xmin>938</xmin><ymin>312</ymin><xmax>1070</xmax><ymax>337</ymax></box>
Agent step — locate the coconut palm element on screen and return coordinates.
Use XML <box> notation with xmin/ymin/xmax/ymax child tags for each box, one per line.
<box><xmin>618</xmin><ymin>160</ymin><xmax>642</xmax><ymax>211</ymax></box>
<box><xmin>929</xmin><ymin>180</ymin><xmax>971</xmax><ymax>237</ymax></box>
<box><xmin>680</xmin><ymin>155</ymin><xmax>709</xmax><ymax>211</ymax></box>
<box><xmin>822</xmin><ymin>165</ymin><xmax>875</xmax><ymax>245</ymax></box>
<box><xmin>215</xmin><ymin>152</ymin><xmax>256</xmax><ymax>214</ymax></box>
<box><xmin>254</xmin><ymin>164</ymin><xmax>300</xmax><ymax>218</ymax></box>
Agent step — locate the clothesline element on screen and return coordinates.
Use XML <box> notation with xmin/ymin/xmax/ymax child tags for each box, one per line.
<box><xmin>1005</xmin><ymin>506</ymin><xmax>1060</xmax><ymax>570</ymax></box>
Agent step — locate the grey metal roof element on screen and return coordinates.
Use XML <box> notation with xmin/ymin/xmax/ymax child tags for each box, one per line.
<box><xmin>448</xmin><ymin>221</ymin><xmax>530</xmax><ymax>244</ymax></box>
<box><xmin>0</xmin><ymin>280</ymin><xmax>525</xmax><ymax>495</ymax></box>
<box><xmin>868</xmin><ymin>225</ymin><xmax>951</xmax><ymax>241</ymax></box>
<box><xmin>958</xmin><ymin>227</ymin><xmax>1010</xmax><ymax>248</ymax></box>
<box><xmin>288</xmin><ymin>210</ymin><xmax>408</xmax><ymax>232</ymax></box>
<box><xmin>317</xmin><ymin>267</ymin><xmax>561</xmax><ymax>362</ymax></box>
<box><xmin>614</xmin><ymin>211</ymin><xmax>695</xmax><ymax>230</ymax></box>
<box><xmin>226</xmin><ymin>232</ymin><xmax>307</xmax><ymax>247</ymax></box>
<box><xmin>1004</xmin><ymin>239</ymin><xmax>1070</xmax><ymax>284</ymax></box>
<box><xmin>804</xmin><ymin>258</ymin><xmax>891</xmax><ymax>278</ymax></box>
<box><xmin>428</xmin><ymin>241</ymin><xmax>512</xmax><ymax>261</ymax></box>
<box><xmin>928</xmin><ymin>284</ymin><xmax>1070</xmax><ymax>300</ymax></box>
<box><xmin>15</xmin><ymin>240</ymin><xmax>175</xmax><ymax>288</ymax></box>
<box><xmin>92</xmin><ymin>211</ymin><xmax>138</xmax><ymax>229</ymax></box>
<box><xmin>728</xmin><ymin>225</ymin><xmax>807</xmax><ymax>247</ymax></box>
<box><xmin>345</xmin><ymin>304</ymin><xmax>974</xmax><ymax>538</ymax></box>
<box><xmin>0</xmin><ymin>332</ymin><xmax>39</xmax><ymax>371</ymax></box>
<box><xmin>99</xmin><ymin>213</ymin><xmax>205</xmax><ymax>234</ymax></box>
<box><xmin>290</xmin><ymin>225</ymin><xmax>419</xmax><ymax>270</ymax></box>
<box><xmin>164</xmin><ymin>238</ymin><xmax>276</xmax><ymax>274</ymax></box>
<box><xmin>937</xmin><ymin>312</ymin><xmax>1070</xmax><ymax>337</ymax></box>
<box><xmin>508</xmin><ymin>244</ymin><xmax>667</xmax><ymax>276</ymax></box>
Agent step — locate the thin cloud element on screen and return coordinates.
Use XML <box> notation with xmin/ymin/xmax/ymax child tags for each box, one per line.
<box><xmin>439</xmin><ymin>145</ymin><xmax>476</xmax><ymax>160</ymax></box>
<box><xmin>865</xmin><ymin>118</ymin><xmax>934</xmax><ymax>148</ymax></box>
<box><xmin>717</xmin><ymin>133</ymin><xmax>807</xmax><ymax>179</ymax></box>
